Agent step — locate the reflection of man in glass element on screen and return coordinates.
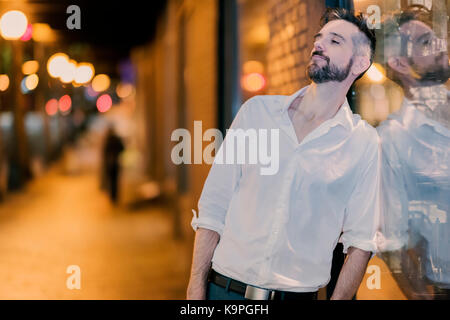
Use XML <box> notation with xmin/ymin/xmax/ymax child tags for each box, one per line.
<box><xmin>377</xmin><ymin>5</ymin><xmax>450</xmax><ymax>299</ymax></box>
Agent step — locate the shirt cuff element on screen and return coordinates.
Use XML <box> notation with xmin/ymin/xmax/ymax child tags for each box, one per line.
<box><xmin>375</xmin><ymin>233</ymin><xmax>407</xmax><ymax>252</ymax></box>
<box><xmin>190</xmin><ymin>210</ymin><xmax>225</xmax><ymax>236</ymax></box>
<box><xmin>341</xmin><ymin>235</ymin><xmax>377</xmax><ymax>255</ymax></box>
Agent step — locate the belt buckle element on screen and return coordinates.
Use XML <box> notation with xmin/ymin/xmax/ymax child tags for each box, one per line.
<box><xmin>244</xmin><ymin>285</ymin><xmax>274</xmax><ymax>300</ymax></box>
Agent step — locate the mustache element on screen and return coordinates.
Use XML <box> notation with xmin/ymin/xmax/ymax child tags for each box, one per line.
<box><xmin>311</xmin><ymin>51</ymin><xmax>330</xmax><ymax>63</ymax></box>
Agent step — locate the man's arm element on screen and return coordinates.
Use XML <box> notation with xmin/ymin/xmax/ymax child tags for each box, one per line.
<box><xmin>330</xmin><ymin>247</ymin><xmax>371</xmax><ymax>300</ymax></box>
<box><xmin>186</xmin><ymin>228</ymin><xmax>220</xmax><ymax>300</ymax></box>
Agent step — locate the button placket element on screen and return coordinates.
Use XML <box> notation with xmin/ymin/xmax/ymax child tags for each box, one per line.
<box><xmin>261</xmin><ymin>161</ymin><xmax>295</xmax><ymax>279</ymax></box>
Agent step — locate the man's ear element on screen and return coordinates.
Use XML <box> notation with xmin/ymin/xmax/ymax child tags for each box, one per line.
<box><xmin>387</xmin><ymin>56</ymin><xmax>410</xmax><ymax>75</ymax></box>
<box><xmin>352</xmin><ymin>56</ymin><xmax>371</xmax><ymax>78</ymax></box>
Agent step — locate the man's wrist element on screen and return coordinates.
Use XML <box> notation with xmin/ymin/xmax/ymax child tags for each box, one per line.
<box><xmin>190</xmin><ymin>267</ymin><xmax>211</xmax><ymax>281</ymax></box>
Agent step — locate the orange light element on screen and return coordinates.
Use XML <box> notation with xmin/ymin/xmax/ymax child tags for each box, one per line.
<box><xmin>32</xmin><ymin>23</ymin><xmax>55</xmax><ymax>42</ymax></box>
<box><xmin>241</xmin><ymin>73</ymin><xmax>266</xmax><ymax>92</ymax></box>
<box><xmin>24</xmin><ymin>74</ymin><xmax>39</xmax><ymax>91</ymax></box>
<box><xmin>92</xmin><ymin>74</ymin><xmax>110</xmax><ymax>92</ymax></box>
<box><xmin>0</xmin><ymin>74</ymin><xmax>10</xmax><ymax>91</ymax></box>
<box><xmin>58</xmin><ymin>95</ymin><xmax>72</xmax><ymax>113</ymax></box>
<box><xmin>22</xmin><ymin>60</ymin><xmax>39</xmax><ymax>75</ymax></box>
<box><xmin>45</xmin><ymin>99</ymin><xmax>58</xmax><ymax>116</ymax></box>
<box><xmin>116</xmin><ymin>83</ymin><xmax>135</xmax><ymax>99</ymax></box>
<box><xmin>365</xmin><ymin>63</ymin><xmax>386</xmax><ymax>83</ymax></box>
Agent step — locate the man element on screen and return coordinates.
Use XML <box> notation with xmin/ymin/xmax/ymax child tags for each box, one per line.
<box><xmin>376</xmin><ymin>5</ymin><xmax>450</xmax><ymax>300</ymax></box>
<box><xmin>187</xmin><ymin>8</ymin><xmax>379</xmax><ymax>300</ymax></box>
<box><xmin>102</xmin><ymin>125</ymin><xmax>125</xmax><ymax>204</ymax></box>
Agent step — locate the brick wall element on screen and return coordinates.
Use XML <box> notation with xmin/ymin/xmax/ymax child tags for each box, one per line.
<box><xmin>267</xmin><ymin>0</ymin><xmax>326</xmax><ymax>94</ymax></box>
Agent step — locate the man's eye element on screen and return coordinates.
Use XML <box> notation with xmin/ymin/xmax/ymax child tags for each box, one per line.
<box><xmin>331</xmin><ymin>40</ymin><xmax>340</xmax><ymax>45</ymax></box>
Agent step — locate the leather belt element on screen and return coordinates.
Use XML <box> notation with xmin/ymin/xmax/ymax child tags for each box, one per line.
<box><xmin>208</xmin><ymin>269</ymin><xmax>317</xmax><ymax>300</ymax></box>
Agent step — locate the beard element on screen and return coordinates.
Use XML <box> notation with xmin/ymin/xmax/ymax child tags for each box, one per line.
<box><xmin>307</xmin><ymin>53</ymin><xmax>354</xmax><ymax>83</ymax></box>
<box><xmin>409</xmin><ymin>54</ymin><xmax>450</xmax><ymax>84</ymax></box>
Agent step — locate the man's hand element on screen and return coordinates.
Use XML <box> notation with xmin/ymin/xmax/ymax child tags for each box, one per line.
<box><xmin>186</xmin><ymin>228</ymin><xmax>220</xmax><ymax>300</ymax></box>
<box><xmin>330</xmin><ymin>247</ymin><xmax>371</xmax><ymax>300</ymax></box>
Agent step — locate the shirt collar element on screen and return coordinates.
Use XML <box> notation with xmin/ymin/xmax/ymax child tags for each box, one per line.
<box><xmin>400</xmin><ymin>98</ymin><xmax>450</xmax><ymax>138</ymax></box>
<box><xmin>281</xmin><ymin>85</ymin><xmax>354</xmax><ymax>131</ymax></box>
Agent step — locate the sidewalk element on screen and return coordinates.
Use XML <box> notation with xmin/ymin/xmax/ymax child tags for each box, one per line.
<box><xmin>0</xmin><ymin>164</ymin><xmax>191</xmax><ymax>299</ymax></box>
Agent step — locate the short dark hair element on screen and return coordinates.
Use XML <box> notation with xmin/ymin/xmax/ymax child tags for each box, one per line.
<box><xmin>320</xmin><ymin>8</ymin><xmax>377</xmax><ymax>79</ymax></box>
<box><xmin>395</xmin><ymin>4</ymin><xmax>433</xmax><ymax>29</ymax></box>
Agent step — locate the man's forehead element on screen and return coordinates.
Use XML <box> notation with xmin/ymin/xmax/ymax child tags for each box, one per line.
<box><xmin>319</xmin><ymin>19</ymin><xmax>360</xmax><ymax>39</ymax></box>
<box><xmin>399</xmin><ymin>20</ymin><xmax>433</xmax><ymax>38</ymax></box>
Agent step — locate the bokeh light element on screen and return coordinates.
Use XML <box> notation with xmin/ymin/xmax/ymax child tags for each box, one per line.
<box><xmin>22</xmin><ymin>60</ymin><xmax>39</xmax><ymax>75</ymax></box>
<box><xmin>84</xmin><ymin>85</ymin><xmax>99</xmax><ymax>101</ymax></box>
<box><xmin>0</xmin><ymin>10</ymin><xmax>28</xmax><ymax>40</ymax></box>
<box><xmin>60</xmin><ymin>59</ymin><xmax>77</xmax><ymax>83</ymax></box>
<box><xmin>74</xmin><ymin>63</ymin><xmax>95</xmax><ymax>84</ymax></box>
<box><xmin>20</xmin><ymin>23</ymin><xmax>33</xmax><ymax>41</ymax></box>
<box><xmin>0</xmin><ymin>74</ymin><xmax>10</xmax><ymax>91</ymax></box>
<box><xmin>45</xmin><ymin>99</ymin><xmax>58</xmax><ymax>116</ymax></box>
<box><xmin>24</xmin><ymin>74</ymin><xmax>39</xmax><ymax>91</ymax></box>
<box><xmin>116</xmin><ymin>83</ymin><xmax>135</xmax><ymax>99</ymax></box>
<box><xmin>365</xmin><ymin>63</ymin><xmax>385</xmax><ymax>83</ymax></box>
<box><xmin>32</xmin><ymin>23</ymin><xmax>54</xmax><ymax>42</ymax></box>
<box><xmin>20</xmin><ymin>77</ymin><xmax>29</xmax><ymax>94</ymax></box>
<box><xmin>241</xmin><ymin>73</ymin><xmax>266</xmax><ymax>92</ymax></box>
<box><xmin>47</xmin><ymin>53</ymin><xmax>69</xmax><ymax>78</ymax></box>
<box><xmin>58</xmin><ymin>95</ymin><xmax>72</xmax><ymax>113</ymax></box>
<box><xmin>96</xmin><ymin>94</ymin><xmax>112</xmax><ymax>113</ymax></box>
<box><xmin>91</xmin><ymin>74</ymin><xmax>110</xmax><ymax>92</ymax></box>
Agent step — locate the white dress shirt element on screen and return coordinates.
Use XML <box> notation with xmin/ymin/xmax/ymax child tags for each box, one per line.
<box><xmin>192</xmin><ymin>86</ymin><xmax>380</xmax><ymax>292</ymax></box>
<box><xmin>377</xmin><ymin>98</ymin><xmax>450</xmax><ymax>288</ymax></box>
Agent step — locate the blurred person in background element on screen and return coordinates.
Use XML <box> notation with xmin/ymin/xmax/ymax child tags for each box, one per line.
<box><xmin>187</xmin><ymin>8</ymin><xmax>379</xmax><ymax>301</ymax></box>
<box><xmin>102</xmin><ymin>125</ymin><xmax>124</xmax><ymax>204</ymax></box>
<box><xmin>377</xmin><ymin>4</ymin><xmax>450</xmax><ymax>300</ymax></box>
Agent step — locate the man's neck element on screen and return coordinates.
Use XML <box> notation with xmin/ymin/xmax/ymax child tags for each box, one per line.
<box><xmin>295</xmin><ymin>81</ymin><xmax>351</xmax><ymax>121</ymax></box>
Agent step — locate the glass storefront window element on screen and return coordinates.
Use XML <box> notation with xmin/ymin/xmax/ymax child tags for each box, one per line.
<box><xmin>354</xmin><ymin>0</ymin><xmax>450</xmax><ymax>300</ymax></box>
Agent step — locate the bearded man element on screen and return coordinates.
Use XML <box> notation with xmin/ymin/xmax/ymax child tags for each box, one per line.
<box><xmin>187</xmin><ymin>8</ymin><xmax>379</xmax><ymax>300</ymax></box>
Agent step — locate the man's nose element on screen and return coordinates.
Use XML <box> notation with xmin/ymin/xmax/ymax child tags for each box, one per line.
<box><xmin>313</xmin><ymin>39</ymin><xmax>325</xmax><ymax>52</ymax></box>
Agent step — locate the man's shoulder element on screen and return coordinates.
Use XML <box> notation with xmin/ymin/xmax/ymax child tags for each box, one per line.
<box><xmin>351</xmin><ymin>114</ymin><xmax>379</xmax><ymax>145</ymax></box>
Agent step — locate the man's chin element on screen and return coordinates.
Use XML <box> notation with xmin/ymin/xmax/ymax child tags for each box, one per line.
<box><xmin>419</xmin><ymin>70</ymin><xmax>450</xmax><ymax>84</ymax></box>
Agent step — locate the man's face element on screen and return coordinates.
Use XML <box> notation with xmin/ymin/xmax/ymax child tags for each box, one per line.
<box><xmin>307</xmin><ymin>20</ymin><xmax>360</xmax><ymax>83</ymax></box>
<box><xmin>400</xmin><ymin>20</ymin><xmax>449</xmax><ymax>84</ymax></box>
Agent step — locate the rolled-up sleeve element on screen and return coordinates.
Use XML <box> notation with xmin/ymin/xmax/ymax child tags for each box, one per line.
<box><xmin>191</xmin><ymin>99</ymin><xmax>251</xmax><ymax>236</ymax></box>
<box><xmin>340</xmin><ymin>136</ymin><xmax>381</xmax><ymax>254</ymax></box>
